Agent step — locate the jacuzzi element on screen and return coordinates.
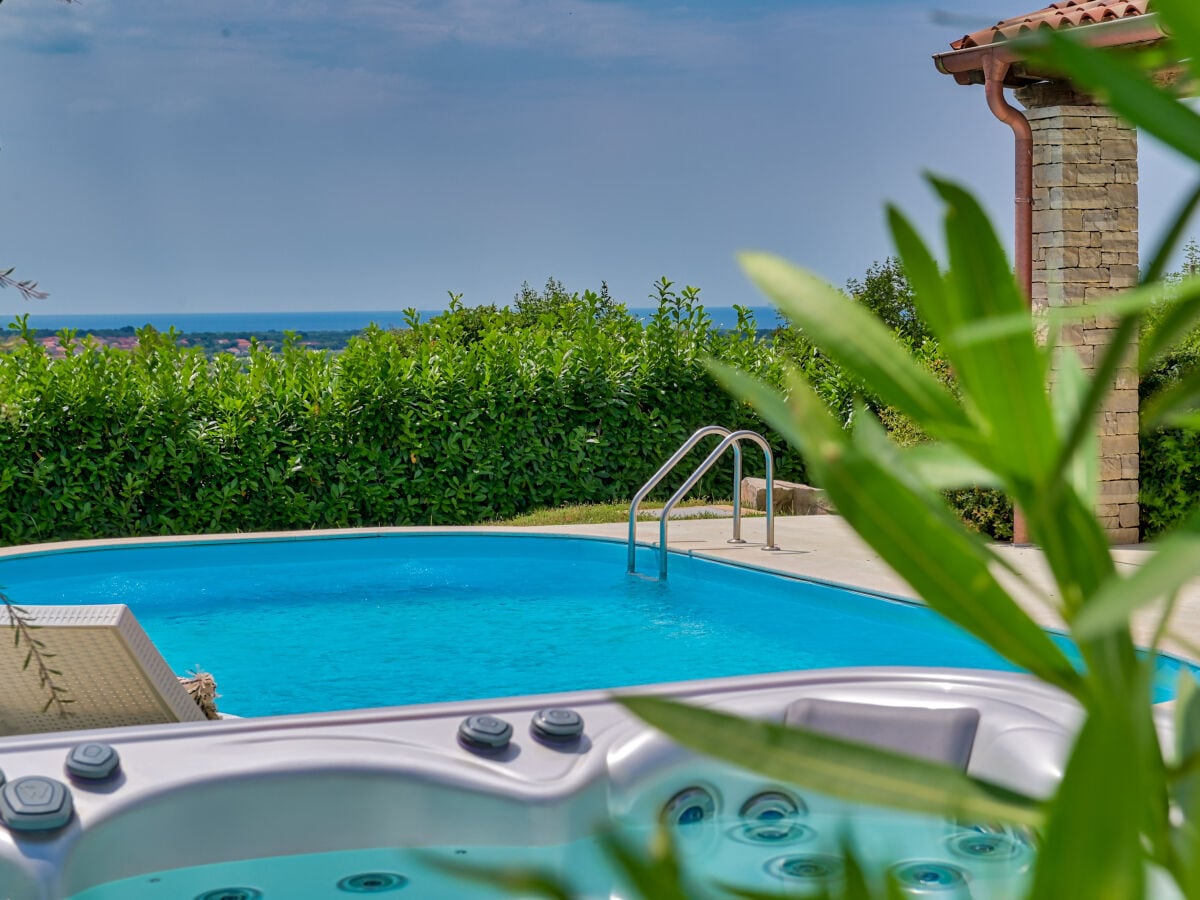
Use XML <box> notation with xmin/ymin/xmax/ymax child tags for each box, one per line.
<box><xmin>0</xmin><ymin>668</ymin><xmax>1088</xmax><ymax>899</ymax></box>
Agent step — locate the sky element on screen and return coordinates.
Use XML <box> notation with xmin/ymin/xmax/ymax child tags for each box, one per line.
<box><xmin>0</xmin><ymin>0</ymin><xmax>1193</xmax><ymax>315</ymax></box>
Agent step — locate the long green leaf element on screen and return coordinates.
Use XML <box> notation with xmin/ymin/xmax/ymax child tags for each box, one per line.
<box><xmin>849</xmin><ymin>413</ymin><xmax>1028</xmax><ymax>592</ymax></box>
<box><xmin>1135</xmin><ymin>660</ymin><xmax>1173</xmax><ymax>868</ymax></box>
<box><xmin>850</xmin><ymin>405</ymin><xmax>1000</xmax><ymax>494</ymax></box>
<box><xmin>1142</xmin><ymin>180</ymin><xmax>1200</xmax><ymax>285</ymax></box>
<box><xmin>1175</xmin><ymin>674</ymin><xmax>1200</xmax><ymax>823</ymax></box>
<box><xmin>1049</xmin><ymin>348</ymin><xmax>1099</xmax><ymax>510</ymax></box>
<box><xmin>1043</xmin><ymin>307</ymin><xmax>1137</xmax><ymax>498</ymax></box>
<box><xmin>898</xmin><ymin>443</ymin><xmax>1004</xmax><ymax>490</ymax></box>
<box><xmin>1024</xmin><ymin>482</ymin><xmax>1136</xmax><ymax>727</ymax></box>
<box><xmin>1168</xmin><ymin>411</ymin><xmax>1200</xmax><ymax>431</ymax></box>
<box><xmin>620</xmin><ymin>696</ymin><xmax>1044</xmax><ymax>827</ymax></box>
<box><xmin>704</xmin><ymin>359</ymin><xmax>805</xmax><ymax>451</ymax></box>
<box><xmin>738</xmin><ymin>252</ymin><xmax>975</xmax><ymax>443</ymax></box>
<box><xmin>1152</xmin><ymin>0</ymin><xmax>1200</xmax><ymax>86</ymax></box>
<box><xmin>1029</xmin><ymin>711</ymin><xmax>1145</xmax><ymax>900</ymax></box>
<box><xmin>419</xmin><ymin>856</ymin><xmax>573</xmax><ymax>899</ymax></box>
<box><xmin>713</xmin><ymin>362</ymin><xmax>1042</xmax><ymax>643</ymax></box>
<box><xmin>1171</xmin><ymin>674</ymin><xmax>1200</xmax><ymax>896</ymax></box>
<box><xmin>834</xmin><ymin>440</ymin><xmax>1080</xmax><ymax>694</ymax></box>
<box><xmin>887</xmin><ymin>204</ymin><xmax>953</xmax><ymax>339</ymax></box>
<box><xmin>1141</xmin><ymin>276</ymin><xmax>1200</xmax><ymax>368</ymax></box>
<box><xmin>1143</xmin><ymin>366</ymin><xmax>1200</xmax><ymax>430</ymax></box>
<box><xmin>1074</xmin><ymin>508</ymin><xmax>1200</xmax><ymax>640</ymax></box>
<box><xmin>722</xmin><ymin>844</ymin><xmax>872</xmax><ymax>900</ymax></box>
<box><xmin>931</xmin><ymin>176</ymin><xmax>1058</xmax><ymax>482</ymax></box>
<box><xmin>599</xmin><ymin>830</ymin><xmax>692</xmax><ymax>900</ymax></box>
<box><xmin>949</xmin><ymin>278</ymin><xmax>1177</xmax><ymax>349</ymax></box>
<box><xmin>1019</xmin><ymin>472</ymin><xmax>1116</xmax><ymax>622</ymax></box>
<box><xmin>1030</xmin><ymin>30</ymin><xmax>1200</xmax><ymax>165</ymax></box>
<box><xmin>755</xmin><ymin>370</ymin><xmax>1082</xmax><ymax>693</ymax></box>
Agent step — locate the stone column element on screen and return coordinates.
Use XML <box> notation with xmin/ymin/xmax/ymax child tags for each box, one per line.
<box><xmin>1016</xmin><ymin>81</ymin><xmax>1139</xmax><ymax>544</ymax></box>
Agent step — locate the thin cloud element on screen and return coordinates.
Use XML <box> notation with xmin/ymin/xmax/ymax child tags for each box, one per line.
<box><xmin>409</xmin><ymin>0</ymin><xmax>732</xmax><ymax>62</ymax></box>
<box><xmin>0</xmin><ymin>0</ymin><xmax>99</xmax><ymax>54</ymax></box>
<box><xmin>93</xmin><ymin>0</ymin><xmax>711</xmax><ymax>78</ymax></box>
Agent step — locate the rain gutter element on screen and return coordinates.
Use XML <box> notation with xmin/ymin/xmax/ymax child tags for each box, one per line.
<box><xmin>932</xmin><ymin>13</ymin><xmax>1168</xmax><ymax>86</ymax></box>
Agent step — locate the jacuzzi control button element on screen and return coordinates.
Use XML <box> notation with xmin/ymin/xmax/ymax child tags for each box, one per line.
<box><xmin>66</xmin><ymin>742</ymin><xmax>121</xmax><ymax>781</ymax></box>
<box><xmin>531</xmin><ymin>707</ymin><xmax>584</xmax><ymax>743</ymax></box>
<box><xmin>0</xmin><ymin>776</ymin><xmax>73</xmax><ymax>832</ymax></box>
<box><xmin>458</xmin><ymin>714</ymin><xmax>514</xmax><ymax>751</ymax></box>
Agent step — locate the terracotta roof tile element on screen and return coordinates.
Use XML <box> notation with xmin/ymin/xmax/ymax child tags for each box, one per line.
<box><xmin>953</xmin><ymin>0</ymin><xmax>1152</xmax><ymax>50</ymax></box>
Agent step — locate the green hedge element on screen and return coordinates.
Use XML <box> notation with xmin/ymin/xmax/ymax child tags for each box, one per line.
<box><xmin>1140</xmin><ymin>428</ymin><xmax>1200</xmax><ymax>539</ymax></box>
<box><xmin>1139</xmin><ymin>339</ymin><xmax>1200</xmax><ymax>540</ymax></box>
<box><xmin>0</xmin><ymin>291</ymin><xmax>804</xmax><ymax>546</ymax></box>
<box><xmin>18</xmin><ymin>265</ymin><xmax>1166</xmax><ymax>547</ymax></box>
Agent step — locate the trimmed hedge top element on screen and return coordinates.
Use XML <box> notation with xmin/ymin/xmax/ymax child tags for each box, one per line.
<box><xmin>0</xmin><ymin>287</ymin><xmax>802</xmax><ymax>545</ymax></box>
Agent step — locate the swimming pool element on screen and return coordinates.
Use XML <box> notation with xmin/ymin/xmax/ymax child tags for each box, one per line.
<box><xmin>0</xmin><ymin>530</ymin><xmax>1183</xmax><ymax>899</ymax></box>
<box><xmin>0</xmin><ymin>530</ymin><xmax>1113</xmax><ymax>717</ymax></box>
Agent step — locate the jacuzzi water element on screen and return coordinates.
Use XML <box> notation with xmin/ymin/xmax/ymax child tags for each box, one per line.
<box><xmin>65</xmin><ymin>815</ymin><xmax>1035</xmax><ymax>899</ymax></box>
<box><xmin>0</xmin><ymin>532</ymin><xmax>1189</xmax><ymax>715</ymax></box>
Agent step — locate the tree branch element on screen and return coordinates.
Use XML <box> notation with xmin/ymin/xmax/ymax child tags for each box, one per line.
<box><xmin>0</xmin><ymin>268</ymin><xmax>49</xmax><ymax>302</ymax></box>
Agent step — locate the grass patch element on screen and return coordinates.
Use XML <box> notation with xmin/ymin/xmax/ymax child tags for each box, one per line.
<box><xmin>493</xmin><ymin>498</ymin><xmax>755</xmax><ymax>527</ymax></box>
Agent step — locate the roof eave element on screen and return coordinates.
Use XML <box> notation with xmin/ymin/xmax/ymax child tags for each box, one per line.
<box><xmin>933</xmin><ymin>12</ymin><xmax>1169</xmax><ymax>86</ymax></box>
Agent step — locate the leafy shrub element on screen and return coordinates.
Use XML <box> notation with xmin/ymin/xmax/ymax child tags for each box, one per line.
<box><xmin>879</xmin><ymin>401</ymin><xmax>1013</xmax><ymax>541</ymax></box>
<box><xmin>0</xmin><ymin>263</ymin><xmax>1043</xmax><ymax>546</ymax></box>
<box><xmin>0</xmin><ymin>287</ymin><xmax>804</xmax><ymax>545</ymax></box>
<box><xmin>1137</xmin><ymin>269</ymin><xmax>1200</xmax><ymax>539</ymax></box>
<box><xmin>945</xmin><ymin>487</ymin><xmax>1014</xmax><ymax>541</ymax></box>
<box><xmin>1140</xmin><ymin>426</ymin><xmax>1200</xmax><ymax>538</ymax></box>
<box><xmin>773</xmin><ymin>257</ymin><xmax>931</xmax><ymax>425</ymax></box>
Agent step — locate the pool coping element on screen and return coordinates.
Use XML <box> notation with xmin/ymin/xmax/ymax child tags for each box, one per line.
<box><xmin>0</xmin><ymin>525</ymin><xmax>915</xmax><ymax>608</ymax></box>
<box><xmin>3</xmin><ymin>515</ymin><xmax>1198</xmax><ymax>665</ymax></box>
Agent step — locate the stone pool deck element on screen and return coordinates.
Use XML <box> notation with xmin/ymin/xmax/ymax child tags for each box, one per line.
<box><xmin>519</xmin><ymin>515</ymin><xmax>1200</xmax><ymax>664</ymax></box>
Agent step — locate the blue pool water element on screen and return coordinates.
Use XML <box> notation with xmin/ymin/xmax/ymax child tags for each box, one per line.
<box><xmin>0</xmin><ymin>532</ymin><xmax>1185</xmax><ymax>716</ymax></box>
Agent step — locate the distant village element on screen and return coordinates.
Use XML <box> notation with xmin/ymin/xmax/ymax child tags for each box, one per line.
<box><xmin>12</xmin><ymin>329</ymin><xmax>359</xmax><ymax>359</ymax></box>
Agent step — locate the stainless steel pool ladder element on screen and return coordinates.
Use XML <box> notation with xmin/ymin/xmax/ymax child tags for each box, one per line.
<box><xmin>628</xmin><ymin>425</ymin><xmax>780</xmax><ymax>580</ymax></box>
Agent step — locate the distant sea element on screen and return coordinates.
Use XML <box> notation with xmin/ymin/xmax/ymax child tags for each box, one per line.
<box><xmin>14</xmin><ymin>306</ymin><xmax>784</xmax><ymax>334</ymax></box>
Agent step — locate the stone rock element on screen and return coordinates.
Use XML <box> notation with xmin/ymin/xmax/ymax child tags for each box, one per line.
<box><xmin>792</xmin><ymin>484</ymin><xmax>836</xmax><ymax>515</ymax></box>
<box><xmin>740</xmin><ymin>478</ymin><xmax>835</xmax><ymax>515</ymax></box>
<box><xmin>740</xmin><ymin>477</ymin><xmax>793</xmax><ymax>513</ymax></box>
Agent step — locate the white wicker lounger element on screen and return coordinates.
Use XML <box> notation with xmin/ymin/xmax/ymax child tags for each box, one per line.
<box><xmin>0</xmin><ymin>604</ymin><xmax>207</xmax><ymax>736</ymax></box>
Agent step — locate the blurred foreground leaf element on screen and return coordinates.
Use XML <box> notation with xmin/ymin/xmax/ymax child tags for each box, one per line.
<box><xmin>620</xmin><ymin>695</ymin><xmax>1044</xmax><ymax>827</ymax></box>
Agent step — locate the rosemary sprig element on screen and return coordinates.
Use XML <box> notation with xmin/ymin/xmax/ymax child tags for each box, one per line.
<box><xmin>1</xmin><ymin>589</ymin><xmax>73</xmax><ymax>717</ymax></box>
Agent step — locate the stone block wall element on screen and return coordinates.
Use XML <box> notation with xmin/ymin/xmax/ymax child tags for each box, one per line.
<box><xmin>1016</xmin><ymin>81</ymin><xmax>1140</xmax><ymax>543</ymax></box>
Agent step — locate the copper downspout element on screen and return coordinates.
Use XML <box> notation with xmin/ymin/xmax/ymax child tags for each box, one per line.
<box><xmin>983</xmin><ymin>53</ymin><xmax>1034</xmax><ymax>545</ymax></box>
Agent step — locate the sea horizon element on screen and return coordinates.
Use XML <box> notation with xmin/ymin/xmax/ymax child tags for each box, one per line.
<box><xmin>10</xmin><ymin>305</ymin><xmax>784</xmax><ymax>334</ymax></box>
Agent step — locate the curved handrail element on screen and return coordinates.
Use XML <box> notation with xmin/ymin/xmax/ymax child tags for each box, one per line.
<box><xmin>627</xmin><ymin>426</ymin><xmax>741</xmax><ymax>573</ymax></box>
<box><xmin>657</xmin><ymin>430</ymin><xmax>778</xmax><ymax>580</ymax></box>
